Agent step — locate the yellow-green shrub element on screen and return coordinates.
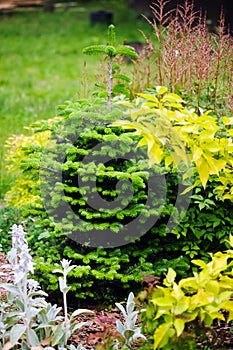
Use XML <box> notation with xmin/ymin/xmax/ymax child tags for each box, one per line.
<box><xmin>139</xmin><ymin>235</ymin><xmax>233</xmax><ymax>349</ymax></box>
<box><xmin>112</xmin><ymin>86</ymin><xmax>233</xmax><ymax>201</ymax></box>
<box><xmin>4</xmin><ymin>118</ymin><xmax>59</xmax><ymax>207</ymax></box>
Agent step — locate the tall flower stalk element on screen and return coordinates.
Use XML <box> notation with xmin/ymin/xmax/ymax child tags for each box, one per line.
<box><xmin>0</xmin><ymin>225</ymin><xmax>93</xmax><ymax>349</ymax></box>
<box><xmin>1</xmin><ymin>224</ymin><xmax>47</xmax><ymax>348</ymax></box>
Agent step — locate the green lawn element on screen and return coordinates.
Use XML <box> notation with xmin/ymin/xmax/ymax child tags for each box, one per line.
<box><xmin>0</xmin><ymin>2</ymin><xmax>151</xmax><ymax>197</ymax></box>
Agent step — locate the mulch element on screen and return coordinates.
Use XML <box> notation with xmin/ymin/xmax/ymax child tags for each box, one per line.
<box><xmin>1</xmin><ymin>254</ymin><xmax>233</xmax><ymax>349</ymax></box>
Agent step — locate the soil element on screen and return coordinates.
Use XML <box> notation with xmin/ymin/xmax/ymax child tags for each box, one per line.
<box><xmin>1</xmin><ymin>253</ymin><xmax>233</xmax><ymax>349</ymax></box>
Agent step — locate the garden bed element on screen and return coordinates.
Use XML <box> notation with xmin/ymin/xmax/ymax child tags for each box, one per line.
<box><xmin>1</xmin><ymin>253</ymin><xmax>233</xmax><ymax>349</ymax></box>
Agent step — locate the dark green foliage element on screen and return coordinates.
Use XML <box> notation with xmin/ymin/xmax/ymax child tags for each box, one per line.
<box><xmin>4</xmin><ymin>97</ymin><xmax>231</xmax><ymax>305</ymax></box>
<box><xmin>0</xmin><ymin>206</ymin><xmax>22</xmax><ymax>252</ymax></box>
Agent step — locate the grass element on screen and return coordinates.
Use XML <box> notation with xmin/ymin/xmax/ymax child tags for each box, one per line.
<box><xmin>0</xmin><ymin>2</ymin><xmax>151</xmax><ymax>198</ymax></box>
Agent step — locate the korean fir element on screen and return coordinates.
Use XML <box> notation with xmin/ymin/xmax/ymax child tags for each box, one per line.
<box><xmin>83</xmin><ymin>24</ymin><xmax>137</xmax><ymax>110</ymax></box>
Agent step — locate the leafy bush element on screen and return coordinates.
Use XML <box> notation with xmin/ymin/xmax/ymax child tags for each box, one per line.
<box><xmin>139</xmin><ymin>235</ymin><xmax>233</xmax><ymax>349</ymax></box>
<box><xmin>112</xmin><ymin>87</ymin><xmax>233</xmax><ymax>201</ymax></box>
<box><xmin>4</xmin><ymin>118</ymin><xmax>59</xmax><ymax>208</ymax></box>
<box><xmin>3</xmin><ymin>94</ymin><xmax>232</xmax><ymax>304</ymax></box>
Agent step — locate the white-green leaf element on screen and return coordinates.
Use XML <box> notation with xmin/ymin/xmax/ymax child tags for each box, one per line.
<box><xmin>15</xmin><ymin>299</ymin><xmax>25</xmax><ymax>311</ymax></box>
<box><xmin>71</xmin><ymin>322</ymin><xmax>88</xmax><ymax>332</ymax></box>
<box><xmin>52</xmin><ymin>268</ymin><xmax>63</xmax><ymax>274</ymax></box>
<box><xmin>52</xmin><ymin>323</ymin><xmax>65</xmax><ymax>346</ymax></box>
<box><xmin>0</xmin><ymin>284</ymin><xmax>19</xmax><ymax>294</ymax></box>
<box><xmin>28</xmin><ymin>329</ymin><xmax>40</xmax><ymax>346</ymax></box>
<box><xmin>115</xmin><ymin>303</ymin><xmax>127</xmax><ymax>319</ymax></box>
<box><xmin>116</xmin><ymin>320</ymin><xmax>124</xmax><ymax>335</ymax></box>
<box><xmin>10</xmin><ymin>324</ymin><xmax>27</xmax><ymax>346</ymax></box>
<box><xmin>71</xmin><ymin>308</ymin><xmax>94</xmax><ymax>319</ymax></box>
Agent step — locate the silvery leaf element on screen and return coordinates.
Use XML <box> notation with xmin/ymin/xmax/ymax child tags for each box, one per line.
<box><xmin>28</xmin><ymin>329</ymin><xmax>40</xmax><ymax>346</ymax></box>
<box><xmin>116</xmin><ymin>320</ymin><xmax>124</xmax><ymax>335</ymax></box>
<box><xmin>71</xmin><ymin>309</ymin><xmax>94</xmax><ymax>319</ymax></box>
<box><xmin>10</xmin><ymin>324</ymin><xmax>27</xmax><ymax>346</ymax></box>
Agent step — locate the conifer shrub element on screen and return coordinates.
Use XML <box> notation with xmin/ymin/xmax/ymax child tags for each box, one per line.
<box><xmin>3</xmin><ymin>96</ymin><xmax>233</xmax><ymax>304</ymax></box>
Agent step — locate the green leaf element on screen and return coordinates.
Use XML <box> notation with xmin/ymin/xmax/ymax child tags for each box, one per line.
<box><xmin>116</xmin><ymin>45</ymin><xmax>138</xmax><ymax>59</ymax></box>
<box><xmin>124</xmin><ymin>329</ymin><xmax>134</xmax><ymax>340</ymax></box>
<box><xmin>113</xmin><ymin>73</ymin><xmax>131</xmax><ymax>82</ymax></box>
<box><xmin>105</xmin><ymin>45</ymin><xmax>116</xmax><ymax>56</ymax></box>
<box><xmin>107</xmin><ymin>24</ymin><xmax>116</xmax><ymax>46</ymax></box>
<box><xmin>82</xmin><ymin>45</ymin><xmax>106</xmax><ymax>55</ymax></box>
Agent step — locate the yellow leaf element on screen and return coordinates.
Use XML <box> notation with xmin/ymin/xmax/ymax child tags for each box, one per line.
<box><xmin>109</xmin><ymin>120</ymin><xmax>137</xmax><ymax>130</ymax></box>
<box><xmin>222</xmin><ymin>117</ymin><xmax>233</xmax><ymax>125</ymax></box>
<box><xmin>172</xmin><ymin>144</ymin><xmax>189</xmax><ymax>166</ymax></box>
<box><xmin>211</xmin><ymin>253</ymin><xmax>229</xmax><ymax>274</ymax></box>
<box><xmin>174</xmin><ymin>318</ymin><xmax>186</xmax><ymax>337</ymax></box>
<box><xmin>144</xmin><ymin>102</ymin><xmax>159</xmax><ymax>107</ymax></box>
<box><xmin>148</xmin><ymin>143</ymin><xmax>164</xmax><ymax>165</ymax></box>
<box><xmin>192</xmin><ymin>146</ymin><xmax>203</xmax><ymax>162</ymax></box>
<box><xmin>164</xmin><ymin>103</ymin><xmax>184</xmax><ymax>110</ymax></box>
<box><xmin>180</xmin><ymin>125</ymin><xmax>199</xmax><ymax>133</ymax></box>
<box><xmin>230</xmin><ymin>235</ymin><xmax>233</xmax><ymax>248</ymax></box>
<box><xmin>137</xmin><ymin>93</ymin><xmax>159</xmax><ymax>104</ymax></box>
<box><xmin>204</xmin><ymin>140</ymin><xmax>221</xmax><ymax>152</ymax></box>
<box><xmin>227</xmin><ymin>310</ymin><xmax>233</xmax><ymax>322</ymax></box>
<box><xmin>137</xmin><ymin>137</ymin><xmax>148</xmax><ymax>147</ymax></box>
<box><xmin>196</xmin><ymin>157</ymin><xmax>210</xmax><ymax>188</ymax></box>
<box><xmin>172</xmin><ymin>282</ymin><xmax>184</xmax><ymax>298</ymax></box>
<box><xmin>179</xmin><ymin>276</ymin><xmax>197</xmax><ymax>291</ymax></box>
<box><xmin>156</xmin><ymin>86</ymin><xmax>168</xmax><ymax>96</ymax></box>
<box><xmin>153</xmin><ymin>322</ymin><xmax>173</xmax><ymax>350</ymax></box>
<box><xmin>191</xmin><ymin>290</ymin><xmax>214</xmax><ymax>307</ymax></box>
<box><xmin>202</xmin><ymin>154</ymin><xmax>226</xmax><ymax>175</ymax></box>
<box><xmin>199</xmin><ymin>129</ymin><xmax>218</xmax><ymax>139</ymax></box>
<box><xmin>181</xmin><ymin>179</ymin><xmax>201</xmax><ymax>195</ymax></box>
<box><xmin>219</xmin><ymin>275</ymin><xmax>233</xmax><ymax>289</ymax></box>
<box><xmin>173</xmin><ymin>297</ymin><xmax>190</xmax><ymax>315</ymax></box>
<box><xmin>166</xmin><ymin>268</ymin><xmax>176</xmax><ymax>284</ymax></box>
<box><xmin>217</xmin><ymin>291</ymin><xmax>233</xmax><ymax>303</ymax></box>
<box><xmin>205</xmin><ymin>280</ymin><xmax>220</xmax><ymax>295</ymax></box>
<box><xmin>219</xmin><ymin>300</ymin><xmax>233</xmax><ymax>320</ymax></box>
<box><xmin>192</xmin><ymin>259</ymin><xmax>208</xmax><ymax>269</ymax></box>
<box><xmin>161</xmin><ymin>93</ymin><xmax>184</xmax><ymax>103</ymax></box>
<box><xmin>165</xmin><ymin>154</ymin><xmax>173</xmax><ymax>167</ymax></box>
<box><xmin>227</xmin><ymin>129</ymin><xmax>233</xmax><ymax>136</ymax></box>
<box><xmin>206</xmin><ymin>311</ymin><xmax>225</xmax><ymax>322</ymax></box>
<box><xmin>152</xmin><ymin>295</ymin><xmax>175</xmax><ymax>307</ymax></box>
